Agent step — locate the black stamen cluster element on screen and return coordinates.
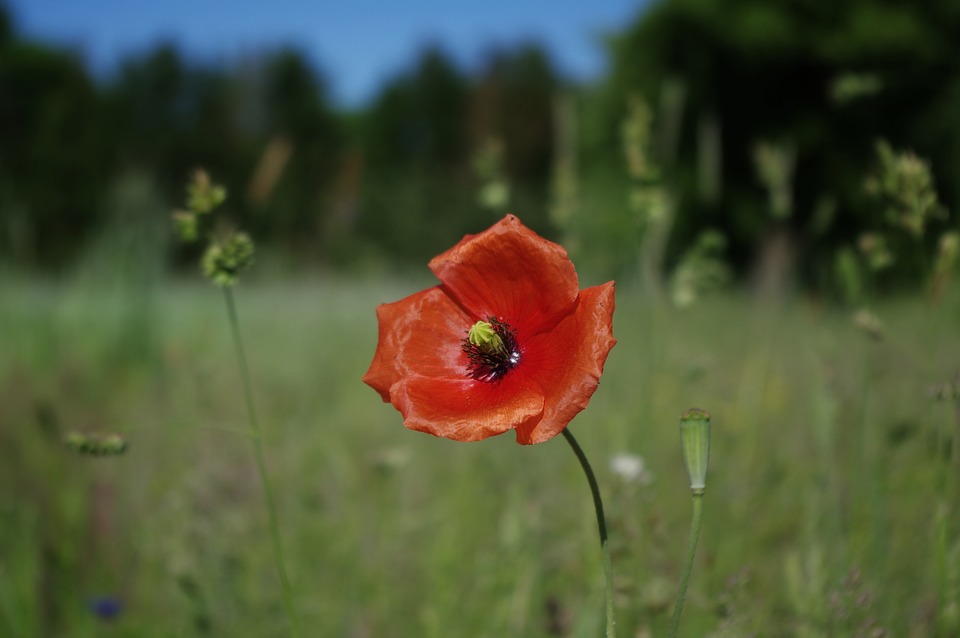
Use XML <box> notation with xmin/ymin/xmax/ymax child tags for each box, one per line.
<box><xmin>462</xmin><ymin>317</ymin><xmax>521</xmax><ymax>382</ymax></box>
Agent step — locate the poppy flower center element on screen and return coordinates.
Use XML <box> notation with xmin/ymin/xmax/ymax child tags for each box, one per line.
<box><xmin>462</xmin><ymin>318</ymin><xmax>521</xmax><ymax>382</ymax></box>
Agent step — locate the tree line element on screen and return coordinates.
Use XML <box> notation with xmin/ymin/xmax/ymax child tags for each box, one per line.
<box><xmin>1</xmin><ymin>0</ymin><xmax>958</xmax><ymax>294</ymax></box>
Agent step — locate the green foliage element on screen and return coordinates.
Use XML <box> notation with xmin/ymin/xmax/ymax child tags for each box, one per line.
<box><xmin>473</xmin><ymin>138</ymin><xmax>511</xmax><ymax>211</ymax></box>
<box><xmin>201</xmin><ymin>232</ymin><xmax>255</xmax><ymax>288</ymax></box>
<box><xmin>64</xmin><ymin>431</ymin><xmax>128</xmax><ymax>456</ymax></box>
<box><xmin>606</xmin><ymin>0</ymin><xmax>960</xmax><ymax>289</ymax></box>
<box><xmin>670</xmin><ymin>229</ymin><xmax>732</xmax><ymax>306</ymax></box>
<box><xmin>2</xmin><ymin>277</ymin><xmax>960</xmax><ymax>635</ymax></box>
<box><xmin>752</xmin><ymin>140</ymin><xmax>796</xmax><ymax>221</ymax></box>
<box><xmin>2</xmin><ymin>0</ymin><xmax>960</xmax><ymax>295</ymax></box>
<box><xmin>355</xmin><ymin>43</ymin><xmax>560</xmax><ymax>265</ymax></box>
<box><xmin>930</xmin><ymin>232</ymin><xmax>960</xmax><ymax>299</ymax></box>
<box><xmin>0</xmin><ymin>7</ymin><xmax>574</xmax><ymax>273</ymax></box>
<box><xmin>836</xmin><ymin>140</ymin><xmax>953</xmax><ymax>299</ymax></box>
<box><xmin>0</xmin><ymin>27</ymin><xmax>109</xmax><ymax>266</ymax></box>
<box><xmin>355</xmin><ymin>46</ymin><xmax>477</xmax><ymax>263</ymax></box>
<box><xmin>834</xmin><ymin>245</ymin><xmax>864</xmax><ymax>305</ymax></box>
<box><xmin>171</xmin><ymin>169</ymin><xmax>257</xmax><ymax>288</ymax></box>
<box><xmin>864</xmin><ymin>140</ymin><xmax>947</xmax><ymax>239</ymax></box>
<box><xmin>185</xmin><ymin>170</ymin><xmax>227</xmax><ymax>216</ymax></box>
<box><xmin>0</xmin><ymin>12</ymin><xmax>347</xmax><ymax>270</ymax></box>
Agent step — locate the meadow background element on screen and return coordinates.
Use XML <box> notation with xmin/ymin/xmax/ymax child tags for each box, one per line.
<box><xmin>2</xmin><ymin>0</ymin><xmax>960</xmax><ymax>636</ymax></box>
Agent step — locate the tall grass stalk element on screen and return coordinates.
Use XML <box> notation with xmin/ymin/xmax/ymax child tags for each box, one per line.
<box><xmin>951</xmin><ymin>374</ymin><xmax>960</xmax><ymax>503</ymax></box>
<box><xmin>224</xmin><ymin>287</ymin><xmax>300</xmax><ymax>638</ymax></box>
<box><xmin>855</xmin><ymin>334</ymin><xmax>890</xmax><ymax>626</ymax></box>
<box><xmin>936</xmin><ymin>375</ymin><xmax>960</xmax><ymax>635</ymax></box>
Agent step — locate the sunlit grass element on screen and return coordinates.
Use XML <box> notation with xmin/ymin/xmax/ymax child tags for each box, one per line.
<box><xmin>1</xmin><ymin>275</ymin><xmax>957</xmax><ymax>636</ymax></box>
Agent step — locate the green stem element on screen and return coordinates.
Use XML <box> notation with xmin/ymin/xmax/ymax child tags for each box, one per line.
<box><xmin>669</xmin><ymin>493</ymin><xmax>703</xmax><ymax>638</ymax></box>
<box><xmin>561</xmin><ymin>427</ymin><xmax>616</xmax><ymax>638</ymax></box>
<box><xmin>951</xmin><ymin>382</ymin><xmax>960</xmax><ymax>509</ymax></box>
<box><xmin>224</xmin><ymin>288</ymin><xmax>300</xmax><ymax>638</ymax></box>
<box><xmin>938</xmin><ymin>383</ymin><xmax>960</xmax><ymax>634</ymax></box>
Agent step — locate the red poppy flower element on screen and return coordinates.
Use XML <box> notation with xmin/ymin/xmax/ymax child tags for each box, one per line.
<box><xmin>363</xmin><ymin>214</ymin><xmax>616</xmax><ymax>445</ymax></box>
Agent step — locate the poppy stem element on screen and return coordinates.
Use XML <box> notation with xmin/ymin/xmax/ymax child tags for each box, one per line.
<box><xmin>561</xmin><ymin>427</ymin><xmax>616</xmax><ymax>638</ymax></box>
<box><xmin>223</xmin><ymin>287</ymin><xmax>301</xmax><ymax>638</ymax></box>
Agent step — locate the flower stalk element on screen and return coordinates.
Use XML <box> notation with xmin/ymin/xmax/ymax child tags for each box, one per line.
<box><xmin>561</xmin><ymin>427</ymin><xmax>616</xmax><ymax>638</ymax></box>
<box><xmin>172</xmin><ymin>170</ymin><xmax>298</xmax><ymax>636</ymax></box>
<box><xmin>224</xmin><ymin>287</ymin><xmax>300</xmax><ymax>638</ymax></box>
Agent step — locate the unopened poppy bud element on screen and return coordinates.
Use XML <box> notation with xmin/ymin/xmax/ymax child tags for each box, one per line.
<box><xmin>468</xmin><ymin>320</ymin><xmax>505</xmax><ymax>352</ymax></box>
<box><xmin>679</xmin><ymin>408</ymin><xmax>711</xmax><ymax>495</ymax></box>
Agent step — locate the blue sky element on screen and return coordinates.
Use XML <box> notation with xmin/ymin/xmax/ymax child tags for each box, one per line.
<box><xmin>5</xmin><ymin>0</ymin><xmax>648</xmax><ymax>107</ymax></box>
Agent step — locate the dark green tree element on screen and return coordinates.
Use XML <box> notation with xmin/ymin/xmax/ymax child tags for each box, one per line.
<box><xmin>246</xmin><ymin>48</ymin><xmax>344</xmax><ymax>257</ymax></box>
<box><xmin>355</xmin><ymin>42</ymin><xmax>563</xmax><ymax>265</ymax></box>
<box><xmin>471</xmin><ymin>43</ymin><xmax>560</xmax><ymax>230</ymax></box>
<box><xmin>0</xmin><ymin>10</ymin><xmax>108</xmax><ymax>266</ymax></box>
<box><xmin>104</xmin><ymin>45</ymin><xmax>244</xmax><ymax>191</ymax></box>
<box><xmin>357</xmin><ymin>45</ymin><xmax>475</xmax><ymax>262</ymax></box>
<box><xmin>607</xmin><ymin>0</ymin><xmax>960</xmax><ymax>290</ymax></box>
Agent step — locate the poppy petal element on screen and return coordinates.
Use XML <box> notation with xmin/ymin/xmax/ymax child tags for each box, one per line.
<box><xmin>389</xmin><ymin>375</ymin><xmax>545</xmax><ymax>442</ymax></box>
<box><xmin>364</xmin><ymin>215</ymin><xmax>617</xmax><ymax>446</ymax></box>
<box><xmin>363</xmin><ymin>287</ymin><xmax>472</xmax><ymax>402</ymax></box>
<box><xmin>513</xmin><ymin>281</ymin><xmax>616</xmax><ymax>445</ymax></box>
<box><xmin>429</xmin><ymin>215</ymin><xmax>580</xmax><ymax>334</ymax></box>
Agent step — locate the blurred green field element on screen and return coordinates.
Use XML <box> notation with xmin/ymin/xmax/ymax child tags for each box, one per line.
<box><xmin>1</xmin><ymin>274</ymin><xmax>959</xmax><ymax>637</ymax></box>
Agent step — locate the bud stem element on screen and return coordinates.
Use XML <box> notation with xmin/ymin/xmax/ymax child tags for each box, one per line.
<box><xmin>669</xmin><ymin>493</ymin><xmax>704</xmax><ymax>638</ymax></box>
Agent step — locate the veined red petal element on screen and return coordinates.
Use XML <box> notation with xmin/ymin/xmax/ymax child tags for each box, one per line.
<box><xmin>362</xmin><ymin>287</ymin><xmax>472</xmax><ymax>402</ymax></box>
<box><xmin>428</xmin><ymin>215</ymin><xmax>579</xmax><ymax>334</ymax></box>
<box><xmin>512</xmin><ymin>282</ymin><xmax>616</xmax><ymax>445</ymax></box>
<box><xmin>390</xmin><ymin>375</ymin><xmax>544</xmax><ymax>442</ymax></box>
<box><xmin>364</xmin><ymin>215</ymin><xmax>617</xmax><ymax>446</ymax></box>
